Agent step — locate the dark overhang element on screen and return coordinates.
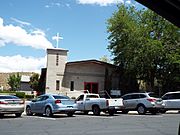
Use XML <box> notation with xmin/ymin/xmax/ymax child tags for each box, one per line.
<box><xmin>135</xmin><ymin>0</ymin><xmax>180</xmax><ymax>28</ymax></box>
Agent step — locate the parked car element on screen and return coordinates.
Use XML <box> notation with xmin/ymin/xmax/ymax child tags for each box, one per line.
<box><xmin>76</xmin><ymin>93</ymin><xmax>123</xmax><ymax>115</ymax></box>
<box><xmin>161</xmin><ymin>91</ymin><xmax>180</xmax><ymax>113</ymax></box>
<box><xmin>26</xmin><ymin>94</ymin><xmax>77</xmax><ymax>117</ymax></box>
<box><xmin>121</xmin><ymin>92</ymin><xmax>164</xmax><ymax>115</ymax></box>
<box><xmin>0</xmin><ymin>95</ymin><xmax>24</xmax><ymax>117</ymax></box>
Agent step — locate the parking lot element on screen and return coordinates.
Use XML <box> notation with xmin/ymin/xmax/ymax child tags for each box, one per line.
<box><xmin>0</xmin><ymin>111</ymin><xmax>179</xmax><ymax>135</ymax></box>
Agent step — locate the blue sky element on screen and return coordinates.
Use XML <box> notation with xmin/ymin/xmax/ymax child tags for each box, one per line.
<box><xmin>0</xmin><ymin>0</ymin><xmax>143</xmax><ymax>73</ymax></box>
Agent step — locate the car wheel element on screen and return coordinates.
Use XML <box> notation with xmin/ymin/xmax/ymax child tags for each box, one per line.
<box><xmin>108</xmin><ymin>109</ymin><xmax>115</xmax><ymax>116</ymax></box>
<box><xmin>15</xmin><ymin>113</ymin><xmax>22</xmax><ymax>117</ymax></box>
<box><xmin>137</xmin><ymin>105</ymin><xmax>146</xmax><ymax>115</ymax></box>
<box><xmin>45</xmin><ymin>106</ymin><xmax>53</xmax><ymax>117</ymax></box>
<box><xmin>67</xmin><ymin>112</ymin><xmax>74</xmax><ymax>117</ymax></box>
<box><xmin>92</xmin><ymin>106</ymin><xmax>100</xmax><ymax>116</ymax></box>
<box><xmin>26</xmin><ymin>106</ymin><xmax>33</xmax><ymax>116</ymax></box>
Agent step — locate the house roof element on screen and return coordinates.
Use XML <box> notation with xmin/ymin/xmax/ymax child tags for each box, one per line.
<box><xmin>135</xmin><ymin>0</ymin><xmax>180</xmax><ymax>27</ymax></box>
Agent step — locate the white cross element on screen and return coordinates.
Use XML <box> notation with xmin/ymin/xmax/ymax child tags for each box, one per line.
<box><xmin>52</xmin><ymin>33</ymin><xmax>63</xmax><ymax>48</ymax></box>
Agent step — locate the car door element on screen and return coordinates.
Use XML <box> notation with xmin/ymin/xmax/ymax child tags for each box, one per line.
<box><xmin>31</xmin><ymin>96</ymin><xmax>43</xmax><ymax>113</ymax></box>
<box><xmin>162</xmin><ymin>93</ymin><xmax>176</xmax><ymax>109</ymax></box>
<box><xmin>170</xmin><ymin>93</ymin><xmax>180</xmax><ymax>109</ymax></box>
<box><xmin>123</xmin><ymin>95</ymin><xmax>134</xmax><ymax>109</ymax></box>
<box><xmin>36</xmin><ymin>96</ymin><xmax>49</xmax><ymax>113</ymax></box>
<box><xmin>76</xmin><ymin>95</ymin><xmax>85</xmax><ymax>110</ymax></box>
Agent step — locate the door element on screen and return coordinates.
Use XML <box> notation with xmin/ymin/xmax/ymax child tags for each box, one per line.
<box><xmin>76</xmin><ymin>95</ymin><xmax>85</xmax><ymax>110</ymax></box>
<box><xmin>84</xmin><ymin>82</ymin><xmax>98</xmax><ymax>94</ymax></box>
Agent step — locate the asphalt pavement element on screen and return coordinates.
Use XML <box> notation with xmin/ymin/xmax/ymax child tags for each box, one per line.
<box><xmin>0</xmin><ymin>111</ymin><xmax>180</xmax><ymax>135</ymax></box>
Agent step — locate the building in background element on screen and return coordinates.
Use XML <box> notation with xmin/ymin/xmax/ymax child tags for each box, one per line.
<box><xmin>40</xmin><ymin>48</ymin><xmax>122</xmax><ymax>98</ymax></box>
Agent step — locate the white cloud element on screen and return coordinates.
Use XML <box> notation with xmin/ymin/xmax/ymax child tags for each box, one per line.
<box><xmin>77</xmin><ymin>0</ymin><xmax>125</xmax><ymax>6</ymax></box>
<box><xmin>0</xmin><ymin>17</ymin><xmax>53</xmax><ymax>49</ymax></box>
<box><xmin>11</xmin><ymin>17</ymin><xmax>31</xmax><ymax>26</ymax></box>
<box><xmin>0</xmin><ymin>55</ymin><xmax>46</xmax><ymax>73</ymax></box>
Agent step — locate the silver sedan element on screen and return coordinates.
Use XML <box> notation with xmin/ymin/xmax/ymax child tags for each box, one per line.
<box><xmin>0</xmin><ymin>95</ymin><xmax>24</xmax><ymax>117</ymax></box>
<box><xmin>26</xmin><ymin>94</ymin><xmax>77</xmax><ymax>117</ymax></box>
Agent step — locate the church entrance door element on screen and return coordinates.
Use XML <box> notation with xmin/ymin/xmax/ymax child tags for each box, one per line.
<box><xmin>84</xmin><ymin>82</ymin><xmax>98</xmax><ymax>94</ymax></box>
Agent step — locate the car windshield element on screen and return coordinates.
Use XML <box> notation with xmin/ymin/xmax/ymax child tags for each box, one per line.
<box><xmin>53</xmin><ymin>95</ymin><xmax>70</xmax><ymax>99</ymax></box>
<box><xmin>148</xmin><ymin>93</ymin><xmax>159</xmax><ymax>98</ymax></box>
<box><xmin>0</xmin><ymin>95</ymin><xmax>19</xmax><ymax>99</ymax></box>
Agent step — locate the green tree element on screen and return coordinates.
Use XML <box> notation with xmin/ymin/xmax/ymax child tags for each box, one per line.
<box><xmin>107</xmin><ymin>5</ymin><xmax>180</xmax><ymax>92</ymax></box>
<box><xmin>29</xmin><ymin>73</ymin><xmax>39</xmax><ymax>92</ymax></box>
<box><xmin>7</xmin><ymin>73</ymin><xmax>21</xmax><ymax>91</ymax></box>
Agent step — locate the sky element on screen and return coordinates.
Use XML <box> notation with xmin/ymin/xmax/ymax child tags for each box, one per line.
<box><xmin>0</xmin><ymin>0</ymin><xmax>143</xmax><ymax>73</ymax></box>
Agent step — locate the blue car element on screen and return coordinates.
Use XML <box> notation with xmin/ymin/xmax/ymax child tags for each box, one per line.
<box><xmin>26</xmin><ymin>94</ymin><xmax>77</xmax><ymax>117</ymax></box>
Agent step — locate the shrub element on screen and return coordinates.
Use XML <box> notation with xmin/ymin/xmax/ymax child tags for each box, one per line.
<box><xmin>15</xmin><ymin>92</ymin><xmax>25</xmax><ymax>98</ymax></box>
<box><xmin>25</xmin><ymin>94</ymin><xmax>34</xmax><ymax>100</ymax></box>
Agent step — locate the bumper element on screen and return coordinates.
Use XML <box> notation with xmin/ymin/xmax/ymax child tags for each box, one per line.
<box><xmin>53</xmin><ymin>108</ymin><xmax>77</xmax><ymax>114</ymax></box>
<box><xmin>0</xmin><ymin>105</ymin><xmax>24</xmax><ymax>114</ymax></box>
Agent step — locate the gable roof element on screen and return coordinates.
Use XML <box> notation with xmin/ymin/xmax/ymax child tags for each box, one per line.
<box><xmin>66</xmin><ymin>59</ymin><xmax>117</xmax><ymax>68</ymax></box>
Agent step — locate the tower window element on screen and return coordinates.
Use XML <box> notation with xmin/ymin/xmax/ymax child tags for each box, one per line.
<box><xmin>56</xmin><ymin>54</ymin><xmax>59</xmax><ymax>66</ymax></box>
<box><xmin>56</xmin><ymin>80</ymin><xmax>60</xmax><ymax>90</ymax></box>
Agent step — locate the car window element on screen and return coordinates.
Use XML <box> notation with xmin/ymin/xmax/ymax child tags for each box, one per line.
<box><xmin>148</xmin><ymin>93</ymin><xmax>159</xmax><ymax>98</ymax></box>
<box><xmin>162</xmin><ymin>94</ymin><xmax>169</xmax><ymax>100</ymax></box>
<box><xmin>139</xmin><ymin>94</ymin><xmax>146</xmax><ymax>98</ymax></box>
<box><xmin>0</xmin><ymin>95</ymin><xmax>19</xmax><ymax>99</ymax></box>
<box><xmin>122</xmin><ymin>95</ymin><xmax>132</xmax><ymax>100</ymax></box>
<box><xmin>131</xmin><ymin>94</ymin><xmax>140</xmax><ymax>99</ymax></box>
<box><xmin>53</xmin><ymin>95</ymin><xmax>70</xmax><ymax>99</ymax></box>
<box><xmin>76</xmin><ymin>95</ymin><xmax>84</xmax><ymax>101</ymax></box>
<box><xmin>86</xmin><ymin>95</ymin><xmax>99</xmax><ymax>98</ymax></box>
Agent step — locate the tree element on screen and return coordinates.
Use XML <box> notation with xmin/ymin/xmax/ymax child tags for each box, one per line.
<box><xmin>29</xmin><ymin>73</ymin><xmax>39</xmax><ymax>92</ymax></box>
<box><xmin>107</xmin><ymin>5</ymin><xmax>180</xmax><ymax>92</ymax></box>
<box><xmin>99</xmin><ymin>55</ymin><xmax>112</xmax><ymax>63</ymax></box>
<box><xmin>7</xmin><ymin>73</ymin><xmax>21</xmax><ymax>91</ymax></box>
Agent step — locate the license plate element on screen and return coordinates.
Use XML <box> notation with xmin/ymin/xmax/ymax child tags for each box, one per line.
<box><xmin>67</xmin><ymin>106</ymin><xmax>73</xmax><ymax>108</ymax></box>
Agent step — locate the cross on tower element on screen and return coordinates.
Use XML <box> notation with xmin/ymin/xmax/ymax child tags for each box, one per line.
<box><xmin>52</xmin><ymin>33</ymin><xmax>63</xmax><ymax>48</ymax></box>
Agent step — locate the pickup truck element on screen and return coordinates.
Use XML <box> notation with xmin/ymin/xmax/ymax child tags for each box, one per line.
<box><xmin>76</xmin><ymin>93</ymin><xmax>123</xmax><ymax>115</ymax></box>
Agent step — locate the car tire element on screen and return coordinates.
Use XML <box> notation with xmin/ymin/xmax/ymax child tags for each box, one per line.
<box><xmin>45</xmin><ymin>106</ymin><xmax>53</xmax><ymax>117</ymax></box>
<box><xmin>92</xmin><ymin>105</ymin><xmax>100</xmax><ymax>116</ymax></box>
<box><xmin>67</xmin><ymin>112</ymin><xmax>74</xmax><ymax>117</ymax></box>
<box><xmin>15</xmin><ymin>113</ymin><xmax>22</xmax><ymax>117</ymax></box>
<box><xmin>26</xmin><ymin>106</ymin><xmax>33</xmax><ymax>116</ymax></box>
<box><xmin>108</xmin><ymin>109</ymin><xmax>115</xmax><ymax>116</ymax></box>
<box><xmin>137</xmin><ymin>105</ymin><xmax>146</xmax><ymax>115</ymax></box>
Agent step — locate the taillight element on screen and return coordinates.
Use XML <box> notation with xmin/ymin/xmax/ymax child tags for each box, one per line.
<box><xmin>0</xmin><ymin>101</ymin><xmax>8</xmax><ymax>104</ymax></box>
<box><xmin>147</xmin><ymin>98</ymin><xmax>156</xmax><ymax>102</ymax></box>
<box><xmin>55</xmin><ymin>100</ymin><xmax>61</xmax><ymax>104</ymax></box>
<box><xmin>106</xmin><ymin>100</ymin><xmax>109</xmax><ymax>106</ymax></box>
<box><xmin>20</xmin><ymin>100</ymin><xmax>24</xmax><ymax>104</ymax></box>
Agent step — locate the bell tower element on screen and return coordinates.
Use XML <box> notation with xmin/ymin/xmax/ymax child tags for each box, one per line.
<box><xmin>45</xmin><ymin>48</ymin><xmax>68</xmax><ymax>94</ymax></box>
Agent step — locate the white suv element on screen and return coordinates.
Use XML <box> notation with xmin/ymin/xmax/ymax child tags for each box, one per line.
<box><xmin>161</xmin><ymin>91</ymin><xmax>180</xmax><ymax>113</ymax></box>
<box><xmin>121</xmin><ymin>92</ymin><xmax>164</xmax><ymax>115</ymax></box>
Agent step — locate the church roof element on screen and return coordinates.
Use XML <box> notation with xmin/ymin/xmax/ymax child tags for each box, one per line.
<box><xmin>66</xmin><ymin>59</ymin><xmax>117</xmax><ymax>68</ymax></box>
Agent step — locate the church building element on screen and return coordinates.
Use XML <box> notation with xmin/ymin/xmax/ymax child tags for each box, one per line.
<box><xmin>40</xmin><ymin>48</ymin><xmax>122</xmax><ymax>98</ymax></box>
